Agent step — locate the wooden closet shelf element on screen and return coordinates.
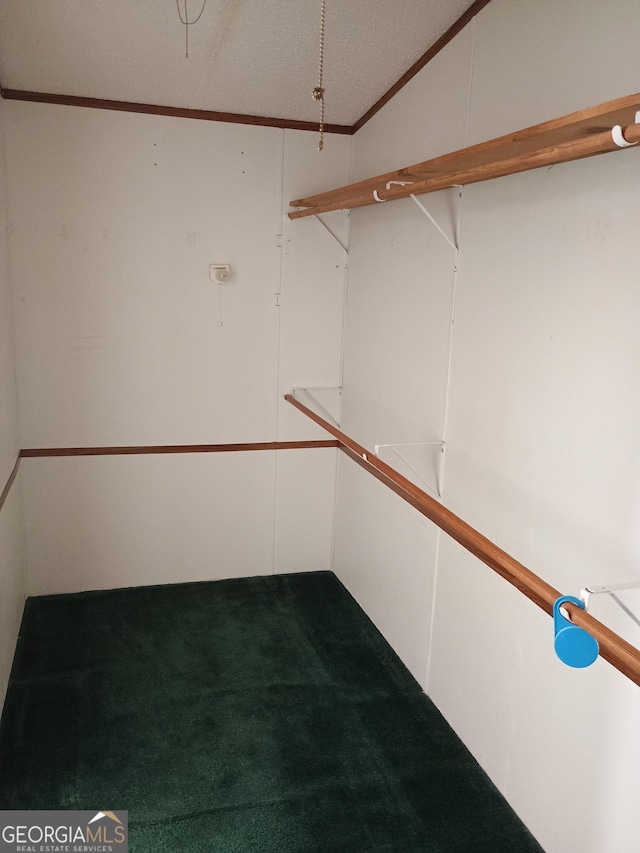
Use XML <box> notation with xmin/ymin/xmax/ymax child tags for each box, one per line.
<box><xmin>289</xmin><ymin>92</ymin><xmax>640</xmax><ymax>219</ymax></box>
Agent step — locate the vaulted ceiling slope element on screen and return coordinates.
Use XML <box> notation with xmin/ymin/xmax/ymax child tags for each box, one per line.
<box><xmin>0</xmin><ymin>0</ymin><xmax>485</xmax><ymax>130</ymax></box>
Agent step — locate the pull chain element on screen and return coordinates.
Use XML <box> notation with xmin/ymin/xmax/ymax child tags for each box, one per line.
<box><xmin>176</xmin><ymin>0</ymin><xmax>208</xmax><ymax>58</ymax></box>
<box><xmin>311</xmin><ymin>0</ymin><xmax>326</xmax><ymax>150</ymax></box>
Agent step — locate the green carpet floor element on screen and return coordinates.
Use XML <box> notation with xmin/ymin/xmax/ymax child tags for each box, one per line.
<box><xmin>0</xmin><ymin>571</ymin><xmax>542</xmax><ymax>852</ymax></box>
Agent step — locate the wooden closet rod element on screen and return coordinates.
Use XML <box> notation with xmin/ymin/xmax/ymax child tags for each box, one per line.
<box><xmin>285</xmin><ymin>393</ymin><xmax>640</xmax><ymax>687</ymax></box>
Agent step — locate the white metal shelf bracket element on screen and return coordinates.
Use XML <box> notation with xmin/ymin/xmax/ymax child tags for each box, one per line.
<box><xmin>409</xmin><ymin>186</ymin><xmax>462</xmax><ymax>253</ymax></box>
<box><xmin>291</xmin><ymin>387</ymin><xmax>342</xmax><ymax>428</ymax></box>
<box><xmin>311</xmin><ymin>214</ymin><xmax>349</xmax><ymax>254</ymax></box>
<box><xmin>372</xmin><ymin>181</ymin><xmax>462</xmax><ymax>265</ymax></box>
<box><xmin>580</xmin><ymin>580</ymin><xmax>640</xmax><ymax>630</ymax></box>
<box><xmin>374</xmin><ymin>441</ymin><xmax>445</xmax><ymax>498</ymax></box>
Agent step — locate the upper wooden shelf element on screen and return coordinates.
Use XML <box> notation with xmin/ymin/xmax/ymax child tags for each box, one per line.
<box><xmin>289</xmin><ymin>92</ymin><xmax>640</xmax><ymax>219</ymax></box>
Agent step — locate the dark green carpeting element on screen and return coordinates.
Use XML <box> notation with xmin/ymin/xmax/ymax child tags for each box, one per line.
<box><xmin>0</xmin><ymin>571</ymin><xmax>542</xmax><ymax>852</ymax></box>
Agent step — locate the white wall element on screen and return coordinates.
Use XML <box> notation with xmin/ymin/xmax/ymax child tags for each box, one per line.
<box><xmin>334</xmin><ymin>23</ymin><xmax>473</xmax><ymax>686</ymax></box>
<box><xmin>333</xmin><ymin>1</ymin><xmax>640</xmax><ymax>851</ymax></box>
<box><xmin>4</xmin><ymin>101</ymin><xmax>351</xmax><ymax>594</ymax></box>
<box><xmin>0</xmin><ymin>96</ymin><xmax>27</xmax><ymax>707</ymax></box>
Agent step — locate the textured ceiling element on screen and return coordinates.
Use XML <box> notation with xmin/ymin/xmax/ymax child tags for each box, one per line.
<box><xmin>0</xmin><ymin>0</ymin><xmax>478</xmax><ymax>126</ymax></box>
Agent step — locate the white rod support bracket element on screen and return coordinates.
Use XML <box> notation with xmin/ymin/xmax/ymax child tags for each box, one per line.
<box><xmin>409</xmin><ymin>189</ymin><xmax>461</xmax><ymax>252</ymax></box>
<box><xmin>311</xmin><ymin>214</ymin><xmax>349</xmax><ymax>253</ymax></box>
<box><xmin>291</xmin><ymin>387</ymin><xmax>342</xmax><ymax>428</ymax></box>
<box><xmin>580</xmin><ymin>580</ymin><xmax>640</xmax><ymax>608</ymax></box>
<box><xmin>373</xmin><ymin>441</ymin><xmax>445</xmax><ymax>498</ymax></box>
<box><xmin>580</xmin><ymin>581</ymin><xmax>640</xmax><ymax>630</ymax></box>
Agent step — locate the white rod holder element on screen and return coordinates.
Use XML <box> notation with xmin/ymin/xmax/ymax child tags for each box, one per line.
<box><xmin>373</xmin><ymin>181</ymin><xmax>414</xmax><ymax>203</ymax></box>
<box><xmin>611</xmin><ymin>111</ymin><xmax>640</xmax><ymax>148</ymax></box>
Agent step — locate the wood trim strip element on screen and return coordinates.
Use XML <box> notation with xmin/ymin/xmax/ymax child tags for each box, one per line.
<box><xmin>20</xmin><ymin>440</ymin><xmax>339</xmax><ymax>458</ymax></box>
<box><xmin>285</xmin><ymin>393</ymin><xmax>640</xmax><ymax>687</ymax></box>
<box><xmin>351</xmin><ymin>0</ymin><xmax>493</xmax><ymax>133</ymax></box>
<box><xmin>0</xmin><ymin>89</ymin><xmax>353</xmax><ymax>135</ymax></box>
<box><xmin>0</xmin><ymin>455</ymin><xmax>21</xmax><ymax>514</ymax></box>
<box><xmin>1</xmin><ymin>438</ymin><xmax>337</xmax><ymax>511</ymax></box>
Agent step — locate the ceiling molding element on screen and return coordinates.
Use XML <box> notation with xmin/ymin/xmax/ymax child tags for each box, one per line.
<box><xmin>0</xmin><ymin>88</ymin><xmax>354</xmax><ymax>135</ymax></box>
<box><xmin>352</xmin><ymin>0</ymin><xmax>493</xmax><ymax>132</ymax></box>
<box><xmin>0</xmin><ymin>2</ymin><xmax>490</xmax><ymax>136</ymax></box>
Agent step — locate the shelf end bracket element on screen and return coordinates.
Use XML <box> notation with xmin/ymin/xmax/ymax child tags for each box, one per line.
<box><xmin>409</xmin><ymin>189</ymin><xmax>461</xmax><ymax>253</ymax></box>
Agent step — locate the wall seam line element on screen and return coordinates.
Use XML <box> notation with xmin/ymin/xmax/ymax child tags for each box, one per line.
<box><xmin>425</xmin><ymin>15</ymin><xmax>476</xmax><ymax>694</ymax></box>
